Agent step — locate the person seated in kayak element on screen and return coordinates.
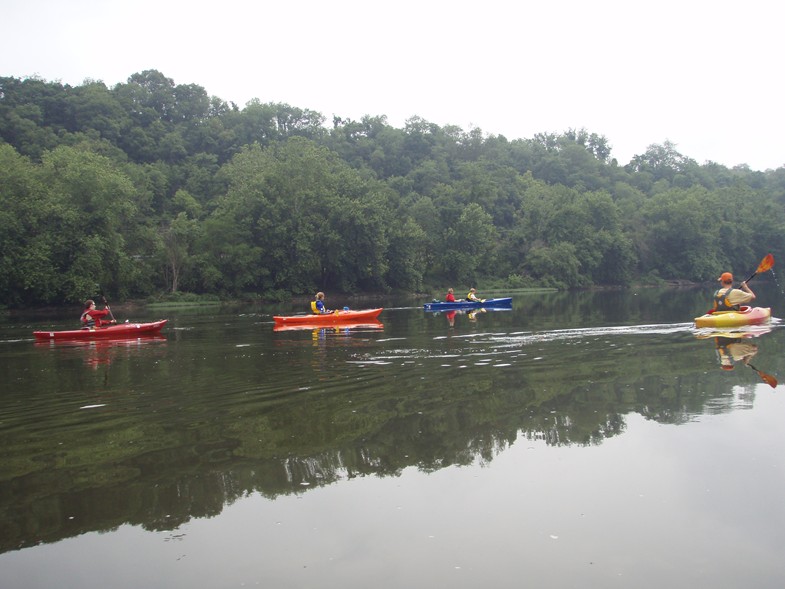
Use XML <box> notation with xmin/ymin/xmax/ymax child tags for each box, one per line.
<box><xmin>80</xmin><ymin>299</ymin><xmax>116</xmax><ymax>329</ymax></box>
<box><xmin>445</xmin><ymin>288</ymin><xmax>456</xmax><ymax>302</ymax></box>
<box><xmin>311</xmin><ymin>292</ymin><xmax>332</xmax><ymax>314</ymax></box>
<box><xmin>713</xmin><ymin>272</ymin><xmax>755</xmax><ymax>312</ymax></box>
<box><xmin>466</xmin><ymin>288</ymin><xmax>485</xmax><ymax>303</ymax></box>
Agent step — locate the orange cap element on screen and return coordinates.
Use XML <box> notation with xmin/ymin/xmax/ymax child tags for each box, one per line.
<box><xmin>718</xmin><ymin>272</ymin><xmax>733</xmax><ymax>283</ymax></box>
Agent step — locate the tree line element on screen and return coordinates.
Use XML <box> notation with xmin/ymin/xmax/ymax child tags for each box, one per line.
<box><xmin>1</xmin><ymin>70</ymin><xmax>784</xmax><ymax>307</ymax></box>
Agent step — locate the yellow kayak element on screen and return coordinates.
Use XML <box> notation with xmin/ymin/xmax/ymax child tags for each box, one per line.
<box><xmin>693</xmin><ymin>306</ymin><xmax>771</xmax><ymax>328</ymax></box>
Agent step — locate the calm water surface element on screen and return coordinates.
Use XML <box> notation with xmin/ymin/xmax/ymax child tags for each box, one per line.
<box><xmin>1</xmin><ymin>288</ymin><xmax>784</xmax><ymax>588</ymax></box>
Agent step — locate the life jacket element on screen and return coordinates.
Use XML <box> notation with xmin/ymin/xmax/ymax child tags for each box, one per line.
<box><xmin>80</xmin><ymin>311</ymin><xmax>96</xmax><ymax>329</ymax></box>
<box><xmin>713</xmin><ymin>287</ymin><xmax>740</xmax><ymax>312</ymax></box>
<box><xmin>311</xmin><ymin>300</ymin><xmax>319</xmax><ymax>314</ymax></box>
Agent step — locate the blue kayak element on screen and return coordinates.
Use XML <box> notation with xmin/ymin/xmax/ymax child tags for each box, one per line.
<box><xmin>423</xmin><ymin>297</ymin><xmax>512</xmax><ymax>311</ymax></box>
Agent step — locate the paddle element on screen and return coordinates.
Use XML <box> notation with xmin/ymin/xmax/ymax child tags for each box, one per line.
<box><xmin>743</xmin><ymin>253</ymin><xmax>775</xmax><ymax>284</ymax></box>
<box><xmin>747</xmin><ymin>362</ymin><xmax>778</xmax><ymax>388</ymax></box>
<box><xmin>97</xmin><ymin>288</ymin><xmax>116</xmax><ymax>323</ymax></box>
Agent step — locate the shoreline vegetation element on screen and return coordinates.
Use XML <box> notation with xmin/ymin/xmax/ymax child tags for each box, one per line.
<box><xmin>2</xmin><ymin>71</ymin><xmax>781</xmax><ymax>310</ymax></box>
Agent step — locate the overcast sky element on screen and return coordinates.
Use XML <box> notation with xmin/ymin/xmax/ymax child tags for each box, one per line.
<box><xmin>3</xmin><ymin>0</ymin><xmax>783</xmax><ymax>170</ymax></box>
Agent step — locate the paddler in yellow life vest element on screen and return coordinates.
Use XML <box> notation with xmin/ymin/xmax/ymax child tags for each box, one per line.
<box><xmin>466</xmin><ymin>288</ymin><xmax>485</xmax><ymax>303</ymax></box>
<box><xmin>713</xmin><ymin>272</ymin><xmax>755</xmax><ymax>311</ymax></box>
<box><xmin>311</xmin><ymin>292</ymin><xmax>332</xmax><ymax>314</ymax></box>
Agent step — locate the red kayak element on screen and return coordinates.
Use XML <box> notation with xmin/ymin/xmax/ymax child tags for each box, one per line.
<box><xmin>273</xmin><ymin>308</ymin><xmax>383</xmax><ymax>326</ymax></box>
<box><xmin>33</xmin><ymin>319</ymin><xmax>168</xmax><ymax>341</ymax></box>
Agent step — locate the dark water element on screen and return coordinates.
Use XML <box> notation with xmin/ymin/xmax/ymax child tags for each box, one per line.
<box><xmin>1</xmin><ymin>287</ymin><xmax>784</xmax><ymax>588</ymax></box>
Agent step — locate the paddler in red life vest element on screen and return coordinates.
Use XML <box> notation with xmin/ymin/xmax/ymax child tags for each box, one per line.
<box><xmin>713</xmin><ymin>272</ymin><xmax>755</xmax><ymax>312</ymax></box>
<box><xmin>311</xmin><ymin>292</ymin><xmax>332</xmax><ymax>314</ymax></box>
<box><xmin>80</xmin><ymin>299</ymin><xmax>116</xmax><ymax>329</ymax></box>
<box><xmin>445</xmin><ymin>288</ymin><xmax>456</xmax><ymax>302</ymax></box>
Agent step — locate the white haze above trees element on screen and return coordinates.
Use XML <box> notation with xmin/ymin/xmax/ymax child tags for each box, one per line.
<box><xmin>2</xmin><ymin>0</ymin><xmax>783</xmax><ymax>171</ymax></box>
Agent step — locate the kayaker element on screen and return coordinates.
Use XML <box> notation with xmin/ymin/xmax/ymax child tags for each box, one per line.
<box><xmin>467</xmin><ymin>288</ymin><xmax>485</xmax><ymax>303</ymax></box>
<box><xmin>713</xmin><ymin>272</ymin><xmax>755</xmax><ymax>311</ymax></box>
<box><xmin>311</xmin><ymin>292</ymin><xmax>332</xmax><ymax>314</ymax></box>
<box><xmin>445</xmin><ymin>288</ymin><xmax>456</xmax><ymax>302</ymax></box>
<box><xmin>80</xmin><ymin>299</ymin><xmax>116</xmax><ymax>329</ymax></box>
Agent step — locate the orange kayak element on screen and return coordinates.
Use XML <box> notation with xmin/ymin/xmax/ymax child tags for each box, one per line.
<box><xmin>273</xmin><ymin>308</ymin><xmax>383</xmax><ymax>326</ymax></box>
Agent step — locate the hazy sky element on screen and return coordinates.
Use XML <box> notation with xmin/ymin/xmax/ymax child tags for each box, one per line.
<box><xmin>3</xmin><ymin>0</ymin><xmax>783</xmax><ymax>170</ymax></box>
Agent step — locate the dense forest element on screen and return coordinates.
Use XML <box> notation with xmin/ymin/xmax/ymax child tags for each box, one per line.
<box><xmin>2</xmin><ymin>70</ymin><xmax>784</xmax><ymax>307</ymax></box>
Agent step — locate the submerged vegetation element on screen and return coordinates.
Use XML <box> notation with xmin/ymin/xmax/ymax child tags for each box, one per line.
<box><xmin>1</xmin><ymin>70</ymin><xmax>784</xmax><ymax>307</ymax></box>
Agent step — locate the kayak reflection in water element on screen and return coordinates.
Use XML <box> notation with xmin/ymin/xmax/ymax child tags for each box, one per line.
<box><xmin>714</xmin><ymin>336</ymin><xmax>758</xmax><ymax>371</ymax></box>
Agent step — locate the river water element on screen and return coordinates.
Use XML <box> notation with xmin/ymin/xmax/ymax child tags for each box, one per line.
<box><xmin>1</xmin><ymin>287</ymin><xmax>784</xmax><ymax>588</ymax></box>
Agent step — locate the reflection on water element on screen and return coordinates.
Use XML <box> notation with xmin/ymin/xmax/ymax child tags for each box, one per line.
<box><xmin>272</xmin><ymin>320</ymin><xmax>384</xmax><ymax>333</ymax></box>
<box><xmin>426</xmin><ymin>306</ymin><xmax>510</xmax><ymax>328</ymax></box>
<box><xmin>1</xmin><ymin>287</ymin><xmax>784</xmax><ymax>587</ymax></box>
<box><xmin>694</xmin><ymin>325</ymin><xmax>778</xmax><ymax>387</ymax></box>
<box><xmin>33</xmin><ymin>335</ymin><xmax>168</xmax><ymax>369</ymax></box>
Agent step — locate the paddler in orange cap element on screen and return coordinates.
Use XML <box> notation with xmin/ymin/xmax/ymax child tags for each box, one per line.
<box><xmin>713</xmin><ymin>272</ymin><xmax>755</xmax><ymax>312</ymax></box>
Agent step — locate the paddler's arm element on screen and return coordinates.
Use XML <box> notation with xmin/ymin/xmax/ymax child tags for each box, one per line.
<box><xmin>740</xmin><ymin>281</ymin><xmax>756</xmax><ymax>301</ymax></box>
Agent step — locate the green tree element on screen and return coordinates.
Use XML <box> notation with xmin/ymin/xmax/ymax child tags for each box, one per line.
<box><xmin>205</xmin><ymin>137</ymin><xmax>393</xmax><ymax>295</ymax></box>
<box><xmin>524</xmin><ymin>242</ymin><xmax>582</xmax><ymax>289</ymax></box>
<box><xmin>161</xmin><ymin>211</ymin><xmax>199</xmax><ymax>293</ymax></box>
<box><xmin>66</xmin><ymin>80</ymin><xmax>129</xmax><ymax>143</ymax></box>
<box><xmin>37</xmin><ymin>145</ymin><xmax>140</xmax><ymax>301</ymax></box>
<box><xmin>636</xmin><ymin>187</ymin><xmax>724</xmax><ymax>280</ymax></box>
<box><xmin>0</xmin><ymin>144</ymin><xmax>57</xmax><ymax>305</ymax></box>
<box><xmin>442</xmin><ymin>203</ymin><xmax>498</xmax><ymax>284</ymax></box>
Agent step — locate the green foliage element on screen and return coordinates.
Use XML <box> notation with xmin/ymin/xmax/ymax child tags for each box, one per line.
<box><xmin>385</xmin><ymin>217</ymin><xmax>428</xmax><ymax>291</ymax></box>
<box><xmin>1</xmin><ymin>72</ymin><xmax>785</xmax><ymax>307</ymax></box>
<box><xmin>524</xmin><ymin>242</ymin><xmax>584</xmax><ymax>289</ymax></box>
<box><xmin>441</xmin><ymin>203</ymin><xmax>498</xmax><ymax>284</ymax></box>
